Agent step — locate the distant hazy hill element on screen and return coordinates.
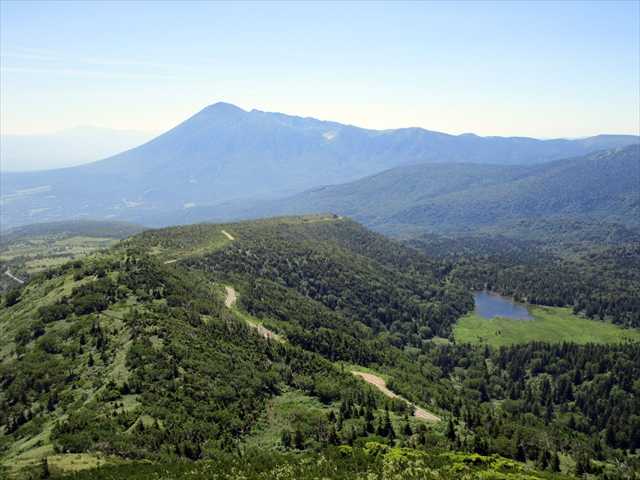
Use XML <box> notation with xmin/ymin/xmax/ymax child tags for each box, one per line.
<box><xmin>186</xmin><ymin>145</ymin><xmax>639</xmax><ymax>236</ymax></box>
<box><xmin>1</xmin><ymin>102</ymin><xmax>637</xmax><ymax>229</ymax></box>
<box><xmin>0</xmin><ymin>126</ymin><xmax>162</xmax><ymax>173</ymax></box>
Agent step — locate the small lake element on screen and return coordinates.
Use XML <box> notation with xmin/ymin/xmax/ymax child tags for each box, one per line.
<box><xmin>473</xmin><ymin>290</ymin><xmax>534</xmax><ymax>320</ymax></box>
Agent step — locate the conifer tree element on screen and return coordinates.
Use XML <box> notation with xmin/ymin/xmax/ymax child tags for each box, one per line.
<box><xmin>293</xmin><ymin>428</ymin><xmax>304</xmax><ymax>450</ymax></box>
<box><xmin>446</xmin><ymin>418</ymin><xmax>456</xmax><ymax>441</ymax></box>
<box><xmin>538</xmin><ymin>450</ymin><xmax>549</xmax><ymax>470</ymax></box>
<box><xmin>327</xmin><ymin>426</ymin><xmax>339</xmax><ymax>446</ymax></box>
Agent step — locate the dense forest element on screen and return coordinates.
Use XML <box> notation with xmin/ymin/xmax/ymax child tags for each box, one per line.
<box><xmin>1</xmin><ymin>216</ymin><xmax>638</xmax><ymax>479</ymax></box>
<box><xmin>404</xmin><ymin>231</ymin><xmax>640</xmax><ymax>329</ymax></box>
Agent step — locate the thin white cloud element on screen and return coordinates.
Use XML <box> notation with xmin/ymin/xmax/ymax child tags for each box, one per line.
<box><xmin>1</xmin><ymin>52</ymin><xmax>64</xmax><ymax>61</ymax></box>
<box><xmin>79</xmin><ymin>58</ymin><xmax>188</xmax><ymax>69</ymax></box>
<box><xmin>3</xmin><ymin>46</ymin><xmax>200</xmax><ymax>71</ymax></box>
<box><xmin>1</xmin><ymin>67</ymin><xmax>199</xmax><ymax>80</ymax></box>
<box><xmin>5</xmin><ymin>46</ymin><xmax>62</xmax><ymax>55</ymax></box>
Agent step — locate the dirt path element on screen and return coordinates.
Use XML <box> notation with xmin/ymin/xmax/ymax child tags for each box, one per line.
<box><xmin>4</xmin><ymin>270</ymin><xmax>24</xmax><ymax>284</ymax></box>
<box><xmin>221</xmin><ymin>230</ymin><xmax>234</xmax><ymax>240</ymax></box>
<box><xmin>224</xmin><ymin>286</ymin><xmax>281</xmax><ymax>341</ymax></box>
<box><xmin>352</xmin><ymin>371</ymin><xmax>440</xmax><ymax>421</ymax></box>
<box><xmin>163</xmin><ymin>259</ymin><xmax>178</xmax><ymax>264</ymax></box>
<box><xmin>244</xmin><ymin>319</ymin><xmax>280</xmax><ymax>341</ymax></box>
<box><xmin>224</xmin><ymin>286</ymin><xmax>237</xmax><ymax>308</ymax></box>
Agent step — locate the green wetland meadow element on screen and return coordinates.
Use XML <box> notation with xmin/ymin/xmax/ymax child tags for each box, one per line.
<box><xmin>455</xmin><ymin>304</ymin><xmax>640</xmax><ymax>347</ymax></box>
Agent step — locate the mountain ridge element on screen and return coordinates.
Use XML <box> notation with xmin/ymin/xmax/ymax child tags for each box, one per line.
<box><xmin>134</xmin><ymin>145</ymin><xmax>640</xmax><ymax>235</ymax></box>
<box><xmin>1</xmin><ymin>102</ymin><xmax>638</xmax><ymax>230</ymax></box>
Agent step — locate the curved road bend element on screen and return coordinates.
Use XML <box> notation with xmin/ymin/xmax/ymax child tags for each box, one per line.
<box><xmin>352</xmin><ymin>371</ymin><xmax>440</xmax><ymax>421</ymax></box>
<box><xmin>4</xmin><ymin>270</ymin><xmax>24</xmax><ymax>284</ymax></box>
<box><xmin>224</xmin><ymin>286</ymin><xmax>279</xmax><ymax>341</ymax></box>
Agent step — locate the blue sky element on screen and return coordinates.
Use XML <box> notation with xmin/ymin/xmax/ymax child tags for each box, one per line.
<box><xmin>1</xmin><ymin>1</ymin><xmax>638</xmax><ymax>138</ymax></box>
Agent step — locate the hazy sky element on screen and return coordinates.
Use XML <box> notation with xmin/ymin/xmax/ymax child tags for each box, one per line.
<box><xmin>1</xmin><ymin>1</ymin><xmax>639</xmax><ymax>138</ymax></box>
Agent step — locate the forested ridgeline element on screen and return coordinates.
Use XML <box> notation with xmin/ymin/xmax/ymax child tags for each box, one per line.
<box><xmin>404</xmin><ymin>232</ymin><xmax>640</xmax><ymax>329</ymax></box>
<box><xmin>139</xmin><ymin>216</ymin><xmax>475</xmax><ymax>340</ymax></box>
<box><xmin>1</xmin><ymin>215</ymin><xmax>639</xmax><ymax>478</ymax></box>
<box><xmin>233</xmin><ymin>145</ymin><xmax>640</xmax><ymax>238</ymax></box>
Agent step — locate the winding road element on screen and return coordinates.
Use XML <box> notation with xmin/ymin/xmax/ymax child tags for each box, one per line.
<box><xmin>4</xmin><ymin>270</ymin><xmax>24</xmax><ymax>284</ymax></box>
<box><xmin>352</xmin><ymin>371</ymin><xmax>440</xmax><ymax>421</ymax></box>
<box><xmin>223</xmin><ymin>282</ymin><xmax>435</xmax><ymax>416</ymax></box>
<box><xmin>224</xmin><ymin>286</ymin><xmax>237</xmax><ymax>308</ymax></box>
<box><xmin>224</xmin><ymin>286</ymin><xmax>280</xmax><ymax>341</ymax></box>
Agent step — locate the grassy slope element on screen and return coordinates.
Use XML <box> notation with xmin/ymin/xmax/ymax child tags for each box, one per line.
<box><xmin>0</xmin><ymin>215</ymin><xmax>399</xmax><ymax>475</ymax></box>
<box><xmin>454</xmin><ymin>305</ymin><xmax>640</xmax><ymax>347</ymax></box>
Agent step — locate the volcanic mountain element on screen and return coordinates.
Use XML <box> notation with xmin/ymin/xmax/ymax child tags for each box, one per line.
<box><xmin>1</xmin><ymin>102</ymin><xmax>637</xmax><ymax>229</ymax></box>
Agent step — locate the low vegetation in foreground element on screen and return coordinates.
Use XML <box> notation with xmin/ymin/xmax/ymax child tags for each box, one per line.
<box><xmin>30</xmin><ymin>447</ymin><xmax>572</xmax><ymax>479</ymax></box>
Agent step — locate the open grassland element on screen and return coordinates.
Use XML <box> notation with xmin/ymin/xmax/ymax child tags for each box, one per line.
<box><xmin>454</xmin><ymin>305</ymin><xmax>640</xmax><ymax>346</ymax></box>
<box><xmin>1</xmin><ymin>235</ymin><xmax>121</xmax><ymax>294</ymax></box>
<box><xmin>1</xmin><ymin>236</ymin><xmax>118</xmax><ymax>268</ymax></box>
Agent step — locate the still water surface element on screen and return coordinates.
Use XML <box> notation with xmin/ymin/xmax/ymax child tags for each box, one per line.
<box><xmin>473</xmin><ymin>290</ymin><xmax>534</xmax><ymax>320</ymax></box>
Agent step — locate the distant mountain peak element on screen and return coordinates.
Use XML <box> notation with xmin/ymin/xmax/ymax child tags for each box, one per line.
<box><xmin>201</xmin><ymin>102</ymin><xmax>247</xmax><ymax>115</ymax></box>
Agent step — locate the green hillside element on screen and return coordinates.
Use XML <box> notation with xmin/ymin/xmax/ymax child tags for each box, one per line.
<box><xmin>1</xmin><ymin>216</ymin><xmax>638</xmax><ymax>478</ymax></box>
<box><xmin>208</xmin><ymin>145</ymin><xmax>640</xmax><ymax>236</ymax></box>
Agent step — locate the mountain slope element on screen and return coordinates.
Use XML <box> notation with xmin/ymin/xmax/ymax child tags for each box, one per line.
<box><xmin>0</xmin><ymin>215</ymin><xmax>476</xmax><ymax>475</ymax></box>
<box><xmin>2</xmin><ymin>215</ymin><xmax>638</xmax><ymax>478</ymax></box>
<box><xmin>1</xmin><ymin>103</ymin><xmax>637</xmax><ymax>229</ymax></box>
<box><xmin>196</xmin><ymin>145</ymin><xmax>639</xmax><ymax>236</ymax></box>
<box><xmin>0</xmin><ymin>217</ymin><xmax>397</xmax><ymax>468</ymax></box>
